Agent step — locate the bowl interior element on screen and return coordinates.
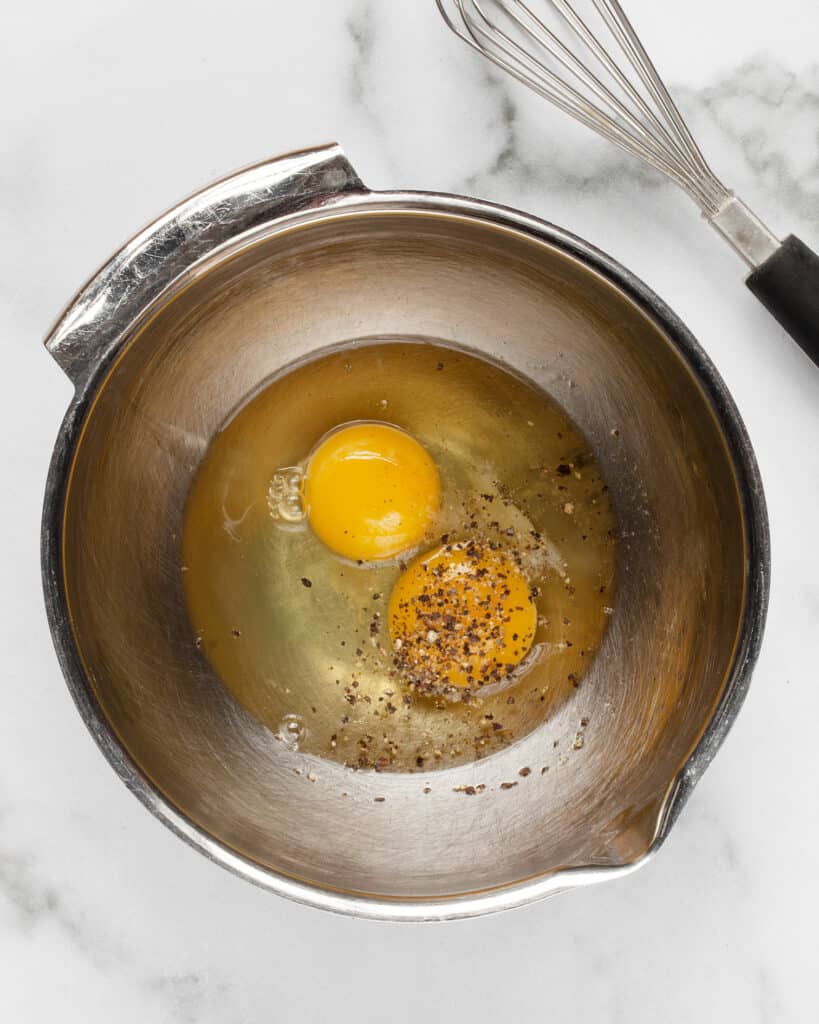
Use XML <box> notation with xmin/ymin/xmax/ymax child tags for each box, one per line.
<box><xmin>59</xmin><ymin>204</ymin><xmax>748</xmax><ymax>900</ymax></box>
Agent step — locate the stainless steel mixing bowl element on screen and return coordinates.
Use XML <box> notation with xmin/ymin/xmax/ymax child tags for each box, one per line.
<box><xmin>42</xmin><ymin>143</ymin><xmax>769</xmax><ymax>920</ymax></box>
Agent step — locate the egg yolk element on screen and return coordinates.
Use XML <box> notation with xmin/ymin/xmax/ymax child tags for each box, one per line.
<box><xmin>388</xmin><ymin>541</ymin><xmax>537</xmax><ymax>693</ymax></box>
<box><xmin>304</xmin><ymin>422</ymin><xmax>440</xmax><ymax>561</ymax></box>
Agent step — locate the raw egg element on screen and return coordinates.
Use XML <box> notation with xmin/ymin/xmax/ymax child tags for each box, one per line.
<box><xmin>388</xmin><ymin>540</ymin><xmax>537</xmax><ymax>693</ymax></box>
<box><xmin>304</xmin><ymin>422</ymin><xmax>440</xmax><ymax>562</ymax></box>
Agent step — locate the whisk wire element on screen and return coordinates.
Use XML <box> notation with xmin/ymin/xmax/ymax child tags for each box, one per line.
<box><xmin>511</xmin><ymin>0</ymin><xmax>722</xmax><ymax>200</ymax></box>
<box><xmin>590</xmin><ymin>0</ymin><xmax>710</xmax><ymax>172</ymax></box>
<box><xmin>437</xmin><ymin>0</ymin><xmax>732</xmax><ymax>216</ymax></box>
<box><xmin>520</xmin><ymin>0</ymin><xmax>685</xmax><ymax>165</ymax></box>
<box><xmin>582</xmin><ymin>0</ymin><xmax>729</xmax><ymax>207</ymax></box>
<box><xmin>457</xmin><ymin>2</ymin><xmax>695</xmax><ymax>188</ymax></box>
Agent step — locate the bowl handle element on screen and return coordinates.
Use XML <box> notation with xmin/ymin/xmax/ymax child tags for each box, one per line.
<box><xmin>44</xmin><ymin>144</ymin><xmax>366</xmax><ymax>389</ymax></box>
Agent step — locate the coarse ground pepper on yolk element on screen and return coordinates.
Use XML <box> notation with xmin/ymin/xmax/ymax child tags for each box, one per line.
<box><xmin>388</xmin><ymin>540</ymin><xmax>538</xmax><ymax>695</ymax></box>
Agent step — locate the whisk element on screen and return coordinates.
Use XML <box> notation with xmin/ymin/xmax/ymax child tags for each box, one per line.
<box><xmin>436</xmin><ymin>0</ymin><xmax>819</xmax><ymax>362</ymax></box>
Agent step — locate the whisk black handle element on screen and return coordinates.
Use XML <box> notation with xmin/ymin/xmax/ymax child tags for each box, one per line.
<box><xmin>746</xmin><ymin>236</ymin><xmax>819</xmax><ymax>365</ymax></box>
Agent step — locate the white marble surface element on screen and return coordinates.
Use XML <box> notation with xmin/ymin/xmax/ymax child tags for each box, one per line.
<box><xmin>1</xmin><ymin>0</ymin><xmax>818</xmax><ymax>1019</ymax></box>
